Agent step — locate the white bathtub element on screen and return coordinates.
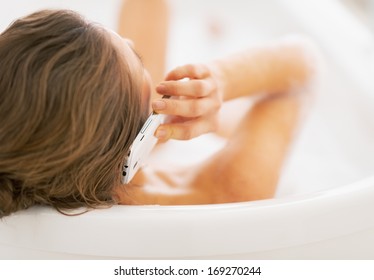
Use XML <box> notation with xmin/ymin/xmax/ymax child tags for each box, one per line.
<box><xmin>1</xmin><ymin>0</ymin><xmax>374</xmax><ymax>259</ymax></box>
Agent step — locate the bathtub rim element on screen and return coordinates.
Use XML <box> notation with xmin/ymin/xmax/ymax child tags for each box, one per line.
<box><xmin>1</xmin><ymin>174</ymin><xmax>374</xmax><ymax>259</ymax></box>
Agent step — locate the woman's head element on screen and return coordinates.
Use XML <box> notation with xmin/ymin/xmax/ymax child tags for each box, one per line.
<box><xmin>0</xmin><ymin>9</ymin><xmax>148</xmax><ymax>217</ymax></box>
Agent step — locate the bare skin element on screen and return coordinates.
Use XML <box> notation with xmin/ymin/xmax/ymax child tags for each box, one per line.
<box><xmin>114</xmin><ymin>0</ymin><xmax>315</xmax><ymax>205</ymax></box>
<box><xmin>118</xmin><ymin>0</ymin><xmax>169</xmax><ymax>90</ymax></box>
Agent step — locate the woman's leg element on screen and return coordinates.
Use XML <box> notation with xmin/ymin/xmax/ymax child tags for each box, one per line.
<box><xmin>118</xmin><ymin>0</ymin><xmax>169</xmax><ymax>89</ymax></box>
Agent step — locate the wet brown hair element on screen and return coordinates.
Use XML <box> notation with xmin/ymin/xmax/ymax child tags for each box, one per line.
<box><xmin>0</xmin><ymin>10</ymin><xmax>147</xmax><ymax>217</ymax></box>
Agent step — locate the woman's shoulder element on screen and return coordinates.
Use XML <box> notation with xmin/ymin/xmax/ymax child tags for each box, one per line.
<box><xmin>118</xmin><ymin>133</ymin><xmax>228</xmax><ymax>205</ymax></box>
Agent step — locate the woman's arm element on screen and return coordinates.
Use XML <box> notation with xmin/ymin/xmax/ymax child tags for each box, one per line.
<box><xmin>210</xmin><ymin>37</ymin><xmax>315</xmax><ymax>101</ymax></box>
<box><xmin>187</xmin><ymin>92</ymin><xmax>303</xmax><ymax>203</ymax></box>
<box><xmin>152</xmin><ymin>37</ymin><xmax>316</xmax><ymax>141</ymax></box>
<box><xmin>189</xmin><ymin>38</ymin><xmax>316</xmax><ymax>202</ymax></box>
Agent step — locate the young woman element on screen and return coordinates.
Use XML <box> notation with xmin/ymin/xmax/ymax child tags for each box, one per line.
<box><xmin>0</xmin><ymin>3</ymin><xmax>316</xmax><ymax>217</ymax></box>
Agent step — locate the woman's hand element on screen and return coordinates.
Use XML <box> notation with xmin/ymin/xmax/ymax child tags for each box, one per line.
<box><xmin>152</xmin><ymin>64</ymin><xmax>223</xmax><ymax>140</ymax></box>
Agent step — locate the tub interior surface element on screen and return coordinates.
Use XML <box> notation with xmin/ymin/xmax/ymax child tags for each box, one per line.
<box><xmin>0</xmin><ymin>0</ymin><xmax>373</xmax><ymax>197</ymax></box>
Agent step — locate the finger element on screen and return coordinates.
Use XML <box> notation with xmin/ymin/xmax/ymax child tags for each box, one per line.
<box><xmin>164</xmin><ymin>64</ymin><xmax>210</xmax><ymax>81</ymax></box>
<box><xmin>156</xmin><ymin>79</ymin><xmax>215</xmax><ymax>98</ymax></box>
<box><xmin>155</xmin><ymin>115</ymin><xmax>219</xmax><ymax>140</ymax></box>
<box><xmin>152</xmin><ymin>96</ymin><xmax>220</xmax><ymax>117</ymax></box>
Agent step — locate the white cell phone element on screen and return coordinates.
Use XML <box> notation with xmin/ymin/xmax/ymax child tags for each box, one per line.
<box><xmin>121</xmin><ymin>112</ymin><xmax>164</xmax><ymax>184</ymax></box>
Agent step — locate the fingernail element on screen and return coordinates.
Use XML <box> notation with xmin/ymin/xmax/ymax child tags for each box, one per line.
<box><xmin>155</xmin><ymin>128</ymin><xmax>167</xmax><ymax>139</ymax></box>
<box><xmin>152</xmin><ymin>100</ymin><xmax>166</xmax><ymax>111</ymax></box>
<box><xmin>156</xmin><ymin>84</ymin><xmax>166</xmax><ymax>93</ymax></box>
